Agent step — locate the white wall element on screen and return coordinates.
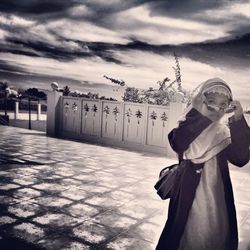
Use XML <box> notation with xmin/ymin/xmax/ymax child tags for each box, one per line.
<box><xmin>245</xmin><ymin>114</ymin><xmax>250</xmax><ymax>126</ymax></box>
<box><xmin>59</xmin><ymin>96</ymin><xmax>185</xmax><ymax>156</ymax></box>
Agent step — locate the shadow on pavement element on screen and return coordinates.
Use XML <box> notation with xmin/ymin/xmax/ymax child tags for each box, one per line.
<box><xmin>0</xmin><ymin>236</ymin><xmax>45</xmax><ymax>250</ymax></box>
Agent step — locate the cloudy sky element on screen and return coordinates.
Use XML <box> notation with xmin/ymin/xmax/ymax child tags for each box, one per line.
<box><xmin>0</xmin><ymin>0</ymin><xmax>249</xmax><ymax>106</ymax></box>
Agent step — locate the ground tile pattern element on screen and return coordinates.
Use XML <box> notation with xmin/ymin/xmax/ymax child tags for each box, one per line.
<box><xmin>0</xmin><ymin>126</ymin><xmax>250</xmax><ymax>250</ymax></box>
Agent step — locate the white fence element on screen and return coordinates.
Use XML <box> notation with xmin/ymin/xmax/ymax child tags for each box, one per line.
<box><xmin>245</xmin><ymin>114</ymin><xmax>250</xmax><ymax>126</ymax></box>
<box><xmin>46</xmin><ymin>92</ymin><xmax>250</xmax><ymax>156</ymax></box>
<box><xmin>58</xmin><ymin>96</ymin><xmax>185</xmax><ymax>156</ymax></box>
<box><xmin>0</xmin><ymin>101</ymin><xmax>46</xmax><ymax>121</ymax></box>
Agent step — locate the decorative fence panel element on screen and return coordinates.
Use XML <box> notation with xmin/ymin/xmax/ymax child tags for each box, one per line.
<box><xmin>101</xmin><ymin>101</ymin><xmax>123</xmax><ymax>140</ymax></box>
<box><xmin>81</xmin><ymin>100</ymin><xmax>100</xmax><ymax>136</ymax></box>
<box><xmin>146</xmin><ymin>105</ymin><xmax>169</xmax><ymax>147</ymax></box>
<box><xmin>62</xmin><ymin>98</ymin><xmax>81</xmax><ymax>134</ymax></box>
<box><xmin>123</xmin><ymin>103</ymin><xmax>146</xmax><ymax>144</ymax></box>
<box><xmin>60</xmin><ymin>96</ymin><xmax>184</xmax><ymax>155</ymax></box>
<box><xmin>245</xmin><ymin>114</ymin><xmax>250</xmax><ymax>126</ymax></box>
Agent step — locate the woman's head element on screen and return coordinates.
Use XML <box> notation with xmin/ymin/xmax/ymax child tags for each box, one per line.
<box><xmin>201</xmin><ymin>78</ymin><xmax>232</xmax><ymax>101</ymax></box>
<box><xmin>200</xmin><ymin>78</ymin><xmax>232</xmax><ymax>120</ymax></box>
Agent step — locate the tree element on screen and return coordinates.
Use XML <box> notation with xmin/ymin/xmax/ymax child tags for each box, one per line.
<box><xmin>103</xmin><ymin>75</ymin><xmax>126</xmax><ymax>92</ymax></box>
<box><xmin>63</xmin><ymin>85</ymin><xmax>70</xmax><ymax>96</ymax></box>
<box><xmin>123</xmin><ymin>87</ymin><xmax>140</xmax><ymax>103</ymax></box>
<box><xmin>0</xmin><ymin>81</ymin><xmax>9</xmax><ymax>116</ymax></box>
<box><xmin>36</xmin><ymin>91</ymin><xmax>47</xmax><ymax>101</ymax></box>
<box><xmin>0</xmin><ymin>81</ymin><xmax>8</xmax><ymax>92</ymax></box>
<box><xmin>103</xmin><ymin>75</ymin><xmax>125</xmax><ymax>86</ymax></box>
<box><xmin>87</xmin><ymin>92</ymin><xmax>99</xmax><ymax>99</ymax></box>
<box><xmin>103</xmin><ymin>53</ymin><xmax>189</xmax><ymax>106</ymax></box>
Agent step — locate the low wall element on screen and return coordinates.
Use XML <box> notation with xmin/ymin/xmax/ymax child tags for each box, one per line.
<box><xmin>56</xmin><ymin>96</ymin><xmax>185</xmax><ymax>157</ymax></box>
<box><xmin>9</xmin><ymin>119</ymin><xmax>46</xmax><ymax>132</ymax></box>
<box><xmin>0</xmin><ymin>111</ymin><xmax>47</xmax><ymax>121</ymax></box>
<box><xmin>245</xmin><ymin>114</ymin><xmax>250</xmax><ymax>126</ymax></box>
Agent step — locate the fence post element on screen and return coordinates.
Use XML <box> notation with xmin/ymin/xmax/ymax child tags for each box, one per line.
<box><xmin>37</xmin><ymin>102</ymin><xmax>41</xmax><ymax>121</ymax></box>
<box><xmin>47</xmin><ymin>91</ymin><xmax>62</xmax><ymax>137</ymax></box>
<box><xmin>14</xmin><ymin>101</ymin><xmax>19</xmax><ymax>120</ymax></box>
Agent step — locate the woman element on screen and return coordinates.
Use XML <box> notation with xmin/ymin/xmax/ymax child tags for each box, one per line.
<box><xmin>156</xmin><ymin>78</ymin><xmax>250</xmax><ymax>250</ymax></box>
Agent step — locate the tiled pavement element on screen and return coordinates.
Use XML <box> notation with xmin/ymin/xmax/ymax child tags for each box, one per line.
<box><xmin>0</xmin><ymin>126</ymin><xmax>250</xmax><ymax>250</ymax></box>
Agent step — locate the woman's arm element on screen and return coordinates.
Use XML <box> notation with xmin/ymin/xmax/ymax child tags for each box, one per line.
<box><xmin>225</xmin><ymin>116</ymin><xmax>250</xmax><ymax>167</ymax></box>
<box><xmin>168</xmin><ymin>108</ymin><xmax>212</xmax><ymax>154</ymax></box>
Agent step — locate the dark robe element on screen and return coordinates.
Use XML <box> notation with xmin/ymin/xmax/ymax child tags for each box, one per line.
<box><xmin>156</xmin><ymin>108</ymin><xmax>250</xmax><ymax>250</ymax></box>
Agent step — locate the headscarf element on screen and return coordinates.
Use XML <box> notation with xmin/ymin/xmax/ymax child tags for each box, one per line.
<box><xmin>199</xmin><ymin>77</ymin><xmax>232</xmax><ymax>100</ymax></box>
<box><xmin>182</xmin><ymin>78</ymin><xmax>232</xmax><ymax>164</ymax></box>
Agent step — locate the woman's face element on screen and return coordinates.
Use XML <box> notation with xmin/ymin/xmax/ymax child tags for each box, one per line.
<box><xmin>204</xmin><ymin>92</ymin><xmax>230</xmax><ymax>120</ymax></box>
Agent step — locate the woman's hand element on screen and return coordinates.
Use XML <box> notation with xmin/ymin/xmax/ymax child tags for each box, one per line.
<box><xmin>230</xmin><ymin>100</ymin><xmax>243</xmax><ymax>121</ymax></box>
<box><xmin>192</xmin><ymin>92</ymin><xmax>205</xmax><ymax>112</ymax></box>
<box><xmin>192</xmin><ymin>93</ymin><xmax>216</xmax><ymax>120</ymax></box>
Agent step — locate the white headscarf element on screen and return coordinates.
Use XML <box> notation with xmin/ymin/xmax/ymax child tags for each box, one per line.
<box><xmin>182</xmin><ymin>78</ymin><xmax>232</xmax><ymax>164</ymax></box>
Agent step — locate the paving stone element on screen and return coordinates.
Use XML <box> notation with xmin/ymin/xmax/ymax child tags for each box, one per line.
<box><xmin>84</xmin><ymin>195</ymin><xmax>123</xmax><ymax>209</ymax></box>
<box><xmin>66</xmin><ymin>203</ymin><xmax>101</xmax><ymax>218</ymax></box>
<box><xmin>60</xmin><ymin>188</ymin><xmax>89</xmax><ymax>201</ymax></box>
<box><xmin>36</xmin><ymin>234</ymin><xmax>78</xmax><ymax>249</ymax></box>
<box><xmin>33</xmin><ymin>212</ymin><xmax>83</xmax><ymax>227</ymax></box>
<box><xmin>12</xmin><ymin>178</ymin><xmax>37</xmax><ymax>186</ymax></box>
<box><xmin>117</xmin><ymin>203</ymin><xmax>152</xmax><ymax>220</ymax></box>
<box><xmin>0</xmin><ymin>195</ymin><xmax>20</xmax><ymax>205</ymax></box>
<box><xmin>77</xmin><ymin>184</ymin><xmax>110</xmax><ymax>194</ymax></box>
<box><xmin>32</xmin><ymin>196</ymin><xmax>72</xmax><ymax>208</ymax></box>
<box><xmin>61</xmin><ymin>241</ymin><xmax>90</xmax><ymax>250</ymax></box>
<box><xmin>108</xmin><ymin>190</ymin><xmax>136</xmax><ymax>203</ymax></box>
<box><xmin>72</xmin><ymin>220</ymin><xmax>114</xmax><ymax>245</ymax></box>
<box><xmin>0</xmin><ymin>184</ymin><xmax>20</xmax><ymax>190</ymax></box>
<box><xmin>32</xmin><ymin>183</ymin><xmax>67</xmax><ymax>193</ymax></box>
<box><xmin>78</xmin><ymin>168</ymin><xmax>96</xmax><ymax>174</ymax></box>
<box><xmin>98</xmin><ymin>182</ymin><xmax>121</xmax><ymax>189</ymax></box>
<box><xmin>73</xmin><ymin>174</ymin><xmax>97</xmax><ymax>182</ymax></box>
<box><xmin>60</xmin><ymin>178</ymin><xmax>83</xmax><ymax>187</ymax></box>
<box><xmin>0</xmin><ymin>216</ymin><xmax>16</xmax><ymax>225</ymax></box>
<box><xmin>14</xmin><ymin>167</ymin><xmax>40</xmax><ymax>176</ymax></box>
<box><xmin>12</xmin><ymin>222</ymin><xmax>45</xmax><ymax>243</ymax></box>
<box><xmin>147</xmin><ymin>208</ymin><xmax>168</xmax><ymax>227</ymax></box>
<box><xmin>105</xmin><ymin>233</ymin><xmax>155</xmax><ymax>250</ymax></box>
<box><xmin>8</xmin><ymin>201</ymin><xmax>42</xmax><ymax>218</ymax></box>
<box><xmin>236</xmin><ymin>202</ymin><xmax>250</xmax><ymax>226</ymax></box>
<box><xmin>92</xmin><ymin>211</ymin><xmax>138</xmax><ymax>233</ymax></box>
<box><xmin>55</xmin><ymin>167</ymin><xmax>76</xmax><ymax>177</ymax></box>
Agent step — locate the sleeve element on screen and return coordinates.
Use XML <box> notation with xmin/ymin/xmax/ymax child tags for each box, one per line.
<box><xmin>168</xmin><ymin>108</ymin><xmax>212</xmax><ymax>154</ymax></box>
<box><xmin>225</xmin><ymin>115</ymin><xmax>250</xmax><ymax>167</ymax></box>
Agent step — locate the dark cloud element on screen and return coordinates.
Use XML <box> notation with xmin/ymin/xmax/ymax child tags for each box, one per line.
<box><xmin>1</xmin><ymin>0</ymin><xmax>249</xmax><ymax>43</ymax></box>
<box><xmin>0</xmin><ymin>0</ymin><xmax>79</xmax><ymax>16</ymax></box>
<box><xmin>1</xmin><ymin>30</ymin><xmax>249</xmax><ymax>70</ymax></box>
<box><xmin>123</xmin><ymin>33</ymin><xmax>250</xmax><ymax>68</ymax></box>
<box><xmin>0</xmin><ymin>59</ymin><xmax>29</xmax><ymax>75</ymax></box>
<box><xmin>0</xmin><ymin>0</ymin><xmax>249</xmax><ymax>87</ymax></box>
<box><xmin>82</xmin><ymin>0</ymin><xmax>248</xmax><ymax>27</ymax></box>
<box><xmin>105</xmin><ymin>32</ymin><xmax>250</xmax><ymax>69</ymax></box>
<box><xmin>0</xmin><ymin>0</ymin><xmax>237</xmax><ymax>24</ymax></box>
<box><xmin>146</xmin><ymin>0</ymin><xmax>224</xmax><ymax>18</ymax></box>
<box><xmin>1</xmin><ymin>0</ymin><xmax>249</xmax><ymax>28</ymax></box>
<box><xmin>83</xmin><ymin>0</ymin><xmax>225</xmax><ymax>18</ymax></box>
<box><xmin>177</xmin><ymin>33</ymin><xmax>250</xmax><ymax>68</ymax></box>
<box><xmin>1</xmin><ymin>36</ymin><xmax>123</xmax><ymax>64</ymax></box>
<box><xmin>0</xmin><ymin>59</ymin><xmax>82</xmax><ymax>88</ymax></box>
